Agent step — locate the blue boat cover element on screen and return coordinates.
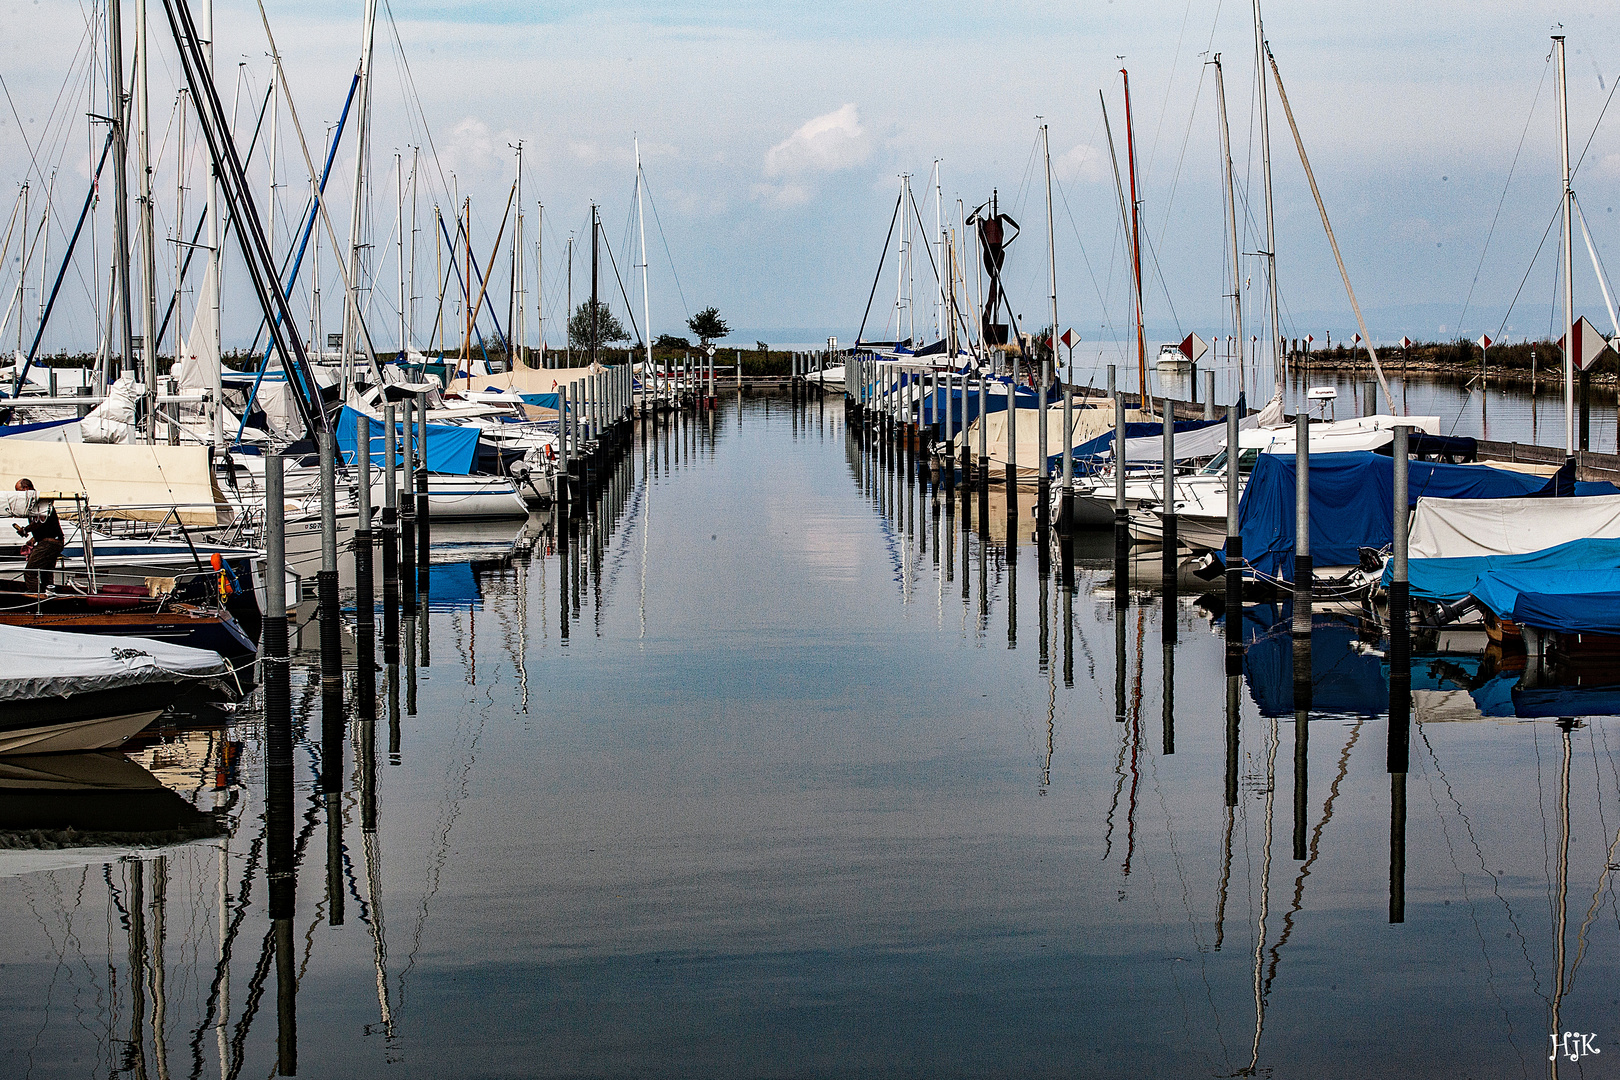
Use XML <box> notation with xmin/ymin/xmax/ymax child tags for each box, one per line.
<box><xmin>335</xmin><ymin>405</ymin><xmax>480</xmax><ymax>475</ymax></box>
<box><xmin>513</xmin><ymin>392</ymin><xmax>560</xmax><ymax>410</ymax></box>
<box><xmin>1409</xmin><ymin>538</ymin><xmax>1620</xmax><ymax>604</ymax></box>
<box><xmin>917</xmin><ymin>383</ymin><xmax>1053</xmax><ymax>429</ymax></box>
<box><xmin>1233</xmin><ymin>451</ymin><xmax>1591</xmax><ymax>583</ymax></box>
<box><xmin>0</xmin><ymin>416</ymin><xmax>81</xmax><ymax>437</ymax></box>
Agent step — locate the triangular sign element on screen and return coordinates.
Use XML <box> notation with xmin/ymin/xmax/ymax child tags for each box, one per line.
<box><xmin>1557</xmin><ymin>316</ymin><xmax>1609</xmax><ymax>371</ymax></box>
<box><xmin>1178</xmin><ymin>332</ymin><xmax>1208</xmax><ymax>362</ymax></box>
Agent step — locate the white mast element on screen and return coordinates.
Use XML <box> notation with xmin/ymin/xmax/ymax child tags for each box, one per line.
<box><xmin>636</xmin><ymin>139</ymin><xmax>652</xmax><ymax>381</ymax></box>
<box><xmin>135</xmin><ymin>0</ymin><xmax>158</xmax><ymax>440</ymax></box>
<box><xmin>396</xmin><ymin>151</ymin><xmax>405</xmax><ymax>360</ymax></box>
<box><xmin>37</xmin><ymin>171</ymin><xmax>53</xmax><ymax>358</ymax></box>
<box><xmin>12</xmin><ymin>183</ymin><xmax>24</xmax><ymax>360</ymax></box>
<box><xmin>1556</xmin><ymin>34</ymin><xmax>1574</xmax><ymax>455</ymax></box>
<box><xmin>342</xmin><ymin>0</ymin><xmax>380</xmax><ymax>392</ymax></box>
<box><xmin>203</xmin><ymin>0</ymin><xmax>222</xmax><ymax>448</ymax></box>
<box><xmin>511</xmin><ymin>142</ymin><xmax>524</xmax><ymax>366</ymax></box>
<box><xmin>565</xmin><ymin>234</ymin><xmax>572</xmax><ymax>366</ymax></box>
<box><xmin>895</xmin><ymin>173</ymin><xmax>909</xmax><ymax>342</ymax></box>
<box><xmin>1214</xmin><ymin>54</ymin><xmax>1245</xmax><ymax>398</ymax></box>
<box><xmin>173</xmin><ymin>94</ymin><xmax>186</xmax><ymax>381</ymax></box>
<box><xmin>535</xmin><ymin>201</ymin><xmax>543</xmax><ymax>367</ymax></box>
<box><xmin>1253</xmin><ymin>0</ymin><xmax>1283</xmax><ymax>399</ymax></box>
<box><xmin>933</xmin><ymin>159</ymin><xmax>944</xmax><ymax>344</ymax></box>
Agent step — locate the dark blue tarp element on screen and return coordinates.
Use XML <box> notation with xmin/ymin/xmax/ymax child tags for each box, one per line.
<box><xmin>918</xmin><ymin>382</ymin><xmax>1058</xmax><ymax>431</ymax></box>
<box><xmin>1469</xmin><ymin>565</ymin><xmax>1620</xmax><ymax>627</ymax></box>
<box><xmin>335</xmin><ymin>405</ymin><xmax>480</xmax><ymax>475</ymax></box>
<box><xmin>1234</xmin><ymin>451</ymin><xmax>1577</xmax><ymax>583</ymax></box>
<box><xmin>514</xmin><ymin>392</ymin><xmax>560</xmax><ymax>410</ymax></box>
<box><xmin>0</xmin><ymin>416</ymin><xmax>81</xmax><ymax>438</ymax></box>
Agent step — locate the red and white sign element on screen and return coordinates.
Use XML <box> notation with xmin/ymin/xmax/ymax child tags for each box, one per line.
<box><xmin>1305</xmin><ymin>334</ymin><xmax>1314</xmax><ymax>346</ymax></box>
<box><xmin>1557</xmin><ymin>316</ymin><xmax>1609</xmax><ymax>372</ymax></box>
<box><xmin>1399</xmin><ymin>336</ymin><xmax>1413</xmax><ymax>349</ymax></box>
<box><xmin>1178</xmin><ymin>332</ymin><xmax>1209</xmax><ymax>363</ymax></box>
<box><xmin>1477</xmin><ymin>333</ymin><xmax>1492</xmax><ymax>351</ymax></box>
<box><xmin>1060</xmin><ymin>328</ymin><xmax>1078</xmax><ymax>350</ymax></box>
<box><xmin>1352</xmin><ymin>333</ymin><xmax>1362</xmax><ymax>347</ymax></box>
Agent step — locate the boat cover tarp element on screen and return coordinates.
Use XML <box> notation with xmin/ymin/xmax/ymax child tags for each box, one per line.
<box><xmin>1411</xmin><ymin>494</ymin><xmax>1620</xmax><ymax>559</ymax></box>
<box><xmin>469</xmin><ymin>362</ymin><xmax>606</xmax><ymax>396</ymax></box>
<box><xmin>1410</xmin><ymin>537</ymin><xmax>1620</xmax><ymax>602</ymax></box>
<box><xmin>0</xmin><ymin>417</ymin><xmax>82</xmax><ymax>442</ymax></box>
<box><xmin>1106</xmin><ymin>415</ymin><xmax>1240</xmax><ymax>465</ymax></box>
<box><xmin>0</xmin><ymin>622</ymin><xmax>228</xmax><ymax>702</ymax></box>
<box><xmin>335</xmin><ymin>405</ymin><xmax>480</xmax><ymax>475</ymax></box>
<box><xmin>0</xmin><ymin>441</ymin><xmax>225</xmax><ymax>526</ymax></box>
<box><xmin>1466</xmin><ymin>567</ymin><xmax>1620</xmax><ymax>634</ymax></box>
<box><xmin>1398</xmin><ymin>494</ymin><xmax>1620</xmax><ymax>601</ymax></box>
<box><xmin>513</xmin><ymin>392</ymin><xmax>560</xmax><ymax>410</ymax></box>
<box><xmin>1231</xmin><ymin>451</ymin><xmax>1586</xmax><ymax>584</ymax></box>
<box><xmin>920</xmin><ymin>382</ymin><xmax>1051</xmax><ymax>429</ymax></box>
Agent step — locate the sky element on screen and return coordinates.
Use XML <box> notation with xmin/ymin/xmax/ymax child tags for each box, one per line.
<box><xmin>1</xmin><ymin>0</ymin><xmax>1619</xmax><ymax>369</ymax></box>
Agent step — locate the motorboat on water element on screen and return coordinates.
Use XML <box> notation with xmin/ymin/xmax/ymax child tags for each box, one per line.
<box><xmin>0</xmin><ymin>623</ymin><xmax>231</xmax><ymax>754</ymax></box>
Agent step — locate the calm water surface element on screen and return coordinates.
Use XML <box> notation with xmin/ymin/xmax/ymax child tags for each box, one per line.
<box><xmin>3</xmin><ymin>391</ymin><xmax>1619</xmax><ymax>1078</ymax></box>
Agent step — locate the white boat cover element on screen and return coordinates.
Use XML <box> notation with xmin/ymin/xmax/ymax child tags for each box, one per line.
<box><xmin>1117</xmin><ymin>411</ymin><xmax>1261</xmax><ymax>463</ymax></box>
<box><xmin>962</xmin><ymin>399</ymin><xmax>1152</xmax><ymax>470</ymax></box>
<box><xmin>80</xmin><ymin>377</ymin><xmax>142</xmax><ymax>443</ymax></box>
<box><xmin>0</xmin><ymin>622</ymin><xmax>228</xmax><ymax>702</ymax></box>
<box><xmin>0</xmin><ymin>440</ymin><xmax>227</xmax><ymax>525</ymax></box>
<box><xmin>461</xmin><ymin>361</ymin><xmax>606</xmax><ymax>396</ymax></box>
<box><xmin>1409</xmin><ymin>494</ymin><xmax>1620</xmax><ymax>559</ymax></box>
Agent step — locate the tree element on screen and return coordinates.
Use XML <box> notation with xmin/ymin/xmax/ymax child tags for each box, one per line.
<box><xmin>568</xmin><ymin>300</ymin><xmax>629</xmax><ymax>353</ymax></box>
<box><xmin>688</xmin><ymin>306</ymin><xmax>729</xmax><ymax>347</ymax></box>
<box><xmin>654</xmin><ymin>333</ymin><xmax>691</xmax><ymax>350</ymax></box>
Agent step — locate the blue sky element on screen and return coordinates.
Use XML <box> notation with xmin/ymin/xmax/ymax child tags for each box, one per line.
<box><xmin>2</xmin><ymin>0</ymin><xmax>1619</xmax><ymax>362</ymax></box>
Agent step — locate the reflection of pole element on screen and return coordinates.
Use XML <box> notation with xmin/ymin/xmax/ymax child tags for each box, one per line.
<box><xmin>1551</xmin><ymin>722</ymin><xmax>1573</xmax><ymax>1056</ymax></box>
<box><xmin>129</xmin><ymin>860</ymin><xmax>149</xmax><ymax>1080</ymax></box>
<box><xmin>1162</xmin><ymin>593</ymin><xmax>1175</xmax><ymax>754</ymax></box>
<box><xmin>1217</xmin><ymin>673</ymin><xmax>1240</xmax><ymax>950</ymax></box>
<box><xmin>1293</xmin><ymin>635</ymin><xmax>1310</xmax><ymax>862</ymax></box>
<box><xmin>150</xmin><ymin>857</ymin><xmax>169</xmax><ymax>1080</ymax></box>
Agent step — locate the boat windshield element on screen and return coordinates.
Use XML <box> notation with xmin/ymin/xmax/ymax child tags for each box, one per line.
<box><xmin>1199</xmin><ymin>447</ymin><xmax>1260</xmax><ymax>476</ymax></box>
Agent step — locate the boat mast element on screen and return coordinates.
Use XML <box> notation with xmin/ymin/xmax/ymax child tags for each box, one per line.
<box><xmin>135</xmin><ymin>0</ymin><xmax>159</xmax><ymax>440</ymax></box>
<box><xmin>511</xmin><ymin>142</ymin><xmax>524</xmax><ymax>367</ymax></box>
<box><xmin>12</xmin><ymin>183</ymin><xmax>25</xmax><ymax>360</ymax></box>
<box><xmin>1213</xmin><ymin>54</ymin><xmax>1245</xmax><ymax>398</ymax></box>
<box><xmin>408</xmin><ymin>147</ymin><xmax>418</xmax><ymax>356</ymax></box>
<box><xmin>202</xmin><ymin>0</ymin><xmax>221</xmax><ymax>448</ymax></box>
<box><xmin>341</xmin><ymin>0</ymin><xmax>380</xmax><ymax>396</ymax></box>
<box><xmin>173</xmin><ymin>92</ymin><xmax>186</xmax><ymax>392</ymax></box>
<box><xmin>395</xmin><ymin>151</ymin><xmax>405</xmax><ymax>361</ymax></box>
<box><xmin>1556</xmin><ymin>33</ymin><xmax>1574</xmax><ymax>455</ymax></box>
<box><xmin>1254</xmin><ymin>0</ymin><xmax>1283</xmax><ymax>400</ymax></box>
<box><xmin>590</xmin><ymin>203</ymin><xmax>599</xmax><ymax>366</ymax></box>
<box><xmin>636</xmin><ymin>138</ymin><xmax>652</xmax><ymax>381</ymax></box>
<box><xmin>1121</xmin><ymin>68</ymin><xmax>1148</xmax><ymax>409</ymax></box>
<box><xmin>895</xmin><ymin>173</ymin><xmax>908</xmax><ymax>343</ymax></box>
<box><xmin>565</xmin><ymin>233</ymin><xmax>572</xmax><ymax>367</ymax></box>
<box><xmin>541</xmin><ymin>210</ymin><xmax>550</xmax><ymax>367</ymax></box>
<box><xmin>108</xmin><ymin>0</ymin><xmax>132</xmax><ymax>392</ymax></box>
<box><xmin>934</xmin><ymin>159</ymin><xmax>944</xmax><ymax>344</ymax></box>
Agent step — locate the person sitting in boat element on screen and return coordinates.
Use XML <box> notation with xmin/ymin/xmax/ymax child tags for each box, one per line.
<box><xmin>13</xmin><ymin>479</ymin><xmax>63</xmax><ymax>591</ymax></box>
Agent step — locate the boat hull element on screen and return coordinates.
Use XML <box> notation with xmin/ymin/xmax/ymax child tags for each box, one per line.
<box><xmin>0</xmin><ymin>708</ymin><xmax>165</xmax><ymax>754</ymax></box>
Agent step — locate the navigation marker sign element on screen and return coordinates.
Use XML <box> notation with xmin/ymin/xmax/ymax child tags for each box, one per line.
<box><xmin>1178</xmin><ymin>332</ymin><xmax>1208</xmax><ymax>363</ymax></box>
<box><xmin>1399</xmin><ymin>336</ymin><xmax>1413</xmax><ymax>349</ymax></box>
<box><xmin>1477</xmin><ymin>333</ymin><xmax>1492</xmax><ymax>351</ymax></box>
<box><xmin>1557</xmin><ymin>316</ymin><xmax>1607</xmax><ymax>371</ymax></box>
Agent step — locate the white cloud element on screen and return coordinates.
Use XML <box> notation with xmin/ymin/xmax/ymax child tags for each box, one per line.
<box><xmin>1055</xmin><ymin>143</ymin><xmax>1108</xmax><ymax>184</ymax></box>
<box><xmin>764</xmin><ymin>104</ymin><xmax>869</xmax><ymax>177</ymax></box>
<box><xmin>442</xmin><ymin>116</ymin><xmax>508</xmax><ymax>177</ymax></box>
<box><xmin>751</xmin><ymin>181</ymin><xmax>812</xmax><ymax>208</ymax></box>
<box><xmin>1597</xmin><ymin>152</ymin><xmax>1620</xmax><ymax>179</ymax></box>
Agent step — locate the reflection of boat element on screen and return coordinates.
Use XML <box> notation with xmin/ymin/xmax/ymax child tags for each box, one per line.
<box><xmin>0</xmin><ymin>624</ymin><xmax>231</xmax><ymax>754</ymax></box>
<box><xmin>0</xmin><ymin>751</ymin><xmax>224</xmax><ymax>850</ymax></box>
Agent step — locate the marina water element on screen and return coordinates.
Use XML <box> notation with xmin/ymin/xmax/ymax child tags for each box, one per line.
<box><xmin>2</xmin><ymin>386</ymin><xmax>1616</xmax><ymax>1078</ymax></box>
